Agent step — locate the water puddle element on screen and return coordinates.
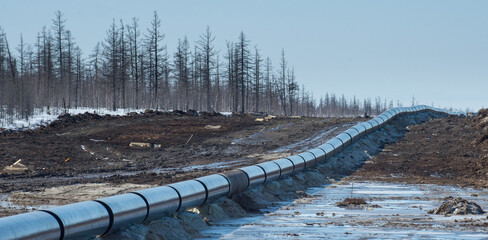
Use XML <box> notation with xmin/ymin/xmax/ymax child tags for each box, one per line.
<box><xmin>150</xmin><ymin>159</ymin><xmax>245</xmax><ymax>173</ymax></box>
<box><xmin>200</xmin><ymin>182</ymin><xmax>488</xmax><ymax>239</ymax></box>
<box><xmin>0</xmin><ymin>194</ymin><xmax>57</xmax><ymax>211</ymax></box>
<box><xmin>269</xmin><ymin>123</ymin><xmax>354</xmax><ymax>153</ymax></box>
<box><xmin>76</xmin><ymin>159</ymin><xmax>246</xmax><ymax>179</ymax></box>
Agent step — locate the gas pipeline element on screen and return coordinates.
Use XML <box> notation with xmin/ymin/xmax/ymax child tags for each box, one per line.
<box><xmin>0</xmin><ymin>106</ymin><xmax>459</xmax><ymax>240</ymax></box>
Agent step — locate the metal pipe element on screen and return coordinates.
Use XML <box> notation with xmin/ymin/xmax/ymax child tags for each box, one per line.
<box><xmin>220</xmin><ymin>170</ymin><xmax>249</xmax><ymax>196</ymax></box>
<box><xmin>325</xmin><ymin>138</ymin><xmax>343</xmax><ymax>152</ymax></box>
<box><xmin>286</xmin><ymin>155</ymin><xmax>306</xmax><ymax>173</ymax></box>
<box><xmin>317</xmin><ymin>143</ymin><xmax>335</xmax><ymax>158</ymax></box>
<box><xmin>369</xmin><ymin>119</ymin><xmax>380</xmax><ymax>130</ymax></box>
<box><xmin>272</xmin><ymin>158</ymin><xmax>294</xmax><ymax>178</ymax></box>
<box><xmin>336</xmin><ymin>132</ymin><xmax>352</xmax><ymax>147</ymax></box>
<box><xmin>345</xmin><ymin>128</ymin><xmax>360</xmax><ymax>142</ymax></box>
<box><xmin>256</xmin><ymin>161</ymin><xmax>281</xmax><ymax>183</ymax></box>
<box><xmin>298</xmin><ymin>152</ymin><xmax>317</xmax><ymax>168</ymax></box>
<box><xmin>195</xmin><ymin>174</ymin><xmax>230</xmax><ymax>204</ymax></box>
<box><xmin>95</xmin><ymin>193</ymin><xmax>148</xmax><ymax>235</ymax></box>
<box><xmin>308</xmin><ymin>148</ymin><xmax>327</xmax><ymax>164</ymax></box>
<box><xmin>0</xmin><ymin>106</ymin><xmax>457</xmax><ymax>240</ymax></box>
<box><xmin>43</xmin><ymin>201</ymin><xmax>110</xmax><ymax>239</ymax></box>
<box><xmin>239</xmin><ymin>165</ymin><xmax>266</xmax><ymax>188</ymax></box>
<box><xmin>351</xmin><ymin>124</ymin><xmax>367</xmax><ymax>137</ymax></box>
<box><xmin>0</xmin><ymin>211</ymin><xmax>61</xmax><ymax>240</ymax></box>
<box><xmin>132</xmin><ymin>186</ymin><xmax>180</xmax><ymax>222</ymax></box>
<box><xmin>168</xmin><ymin>180</ymin><xmax>207</xmax><ymax>211</ymax></box>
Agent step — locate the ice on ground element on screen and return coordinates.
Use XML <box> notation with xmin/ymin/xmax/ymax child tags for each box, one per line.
<box><xmin>200</xmin><ymin>182</ymin><xmax>488</xmax><ymax>239</ymax></box>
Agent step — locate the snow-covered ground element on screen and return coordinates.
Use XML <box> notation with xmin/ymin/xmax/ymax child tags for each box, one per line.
<box><xmin>0</xmin><ymin>107</ymin><xmax>234</xmax><ymax>131</ymax></box>
<box><xmin>0</xmin><ymin>107</ymin><xmax>147</xmax><ymax>131</ymax></box>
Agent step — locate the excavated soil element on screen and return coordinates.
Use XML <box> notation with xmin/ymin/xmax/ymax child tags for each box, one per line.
<box><xmin>349</xmin><ymin>111</ymin><xmax>488</xmax><ymax>188</ymax></box>
<box><xmin>2</xmin><ymin>109</ymin><xmax>487</xmax><ymax>221</ymax></box>
<box><xmin>0</xmin><ymin>111</ymin><xmax>358</xmax><ymax>216</ymax></box>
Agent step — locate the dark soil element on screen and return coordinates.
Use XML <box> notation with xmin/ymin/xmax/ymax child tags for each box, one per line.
<box><xmin>335</xmin><ymin>198</ymin><xmax>367</xmax><ymax>206</ymax></box>
<box><xmin>350</xmin><ymin>109</ymin><xmax>488</xmax><ymax>189</ymax></box>
<box><xmin>0</xmin><ymin>111</ymin><xmax>358</xmax><ymax>193</ymax></box>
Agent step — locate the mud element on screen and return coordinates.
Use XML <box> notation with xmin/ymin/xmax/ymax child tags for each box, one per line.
<box><xmin>0</xmin><ymin>111</ymin><xmax>357</xmax><ymax>216</ymax></box>
<box><xmin>102</xmin><ymin>111</ymin><xmax>447</xmax><ymax>239</ymax></box>
<box><xmin>2</xmin><ymin>109</ymin><xmax>482</xmax><ymax>238</ymax></box>
<box><xmin>349</xmin><ymin>109</ymin><xmax>488</xmax><ymax>189</ymax></box>
<box><xmin>335</xmin><ymin>197</ymin><xmax>367</xmax><ymax>206</ymax></box>
<box><xmin>97</xmin><ymin>109</ymin><xmax>488</xmax><ymax>239</ymax></box>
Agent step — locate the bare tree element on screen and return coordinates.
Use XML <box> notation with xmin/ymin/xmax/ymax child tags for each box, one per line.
<box><xmin>119</xmin><ymin>20</ymin><xmax>128</xmax><ymax>109</ymax></box>
<box><xmin>288</xmin><ymin>67</ymin><xmax>297</xmax><ymax>115</ymax></box>
<box><xmin>253</xmin><ymin>46</ymin><xmax>262</xmax><ymax>112</ymax></box>
<box><xmin>103</xmin><ymin>19</ymin><xmax>119</xmax><ymax>111</ymax></box>
<box><xmin>264</xmin><ymin>57</ymin><xmax>272</xmax><ymax>113</ymax></box>
<box><xmin>127</xmin><ymin>18</ymin><xmax>140</xmax><ymax>109</ymax></box>
<box><xmin>0</xmin><ymin>13</ymin><xmax>402</xmax><ymax>123</ymax></box>
<box><xmin>65</xmin><ymin>30</ymin><xmax>75</xmax><ymax>107</ymax></box>
<box><xmin>52</xmin><ymin>11</ymin><xmax>67</xmax><ymax>107</ymax></box>
<box><xmin>73</xmin><ymin>46</ymin><xmax>82</xmax><ymax>108</ymax></box>
<box><xmin>197</xmin><ymin>26</ymin><xmax>216</xmax><ymax>111</ymax></box>
<box><xmin>146</xmin><ymin>11</ymin><xmax>166</xmax><ymax>109</ymax></box>
<box><xmin>279</xmin><ymin>49</ymin><xmax>287</xmax><ymax>115</ymax></box>
<box><xmin>174</xmin><ymin>37</ymin><xmax>190</xmax><ymax>110</ymax></box>
<box><xmin>237</xmin><ymin>31</ymin><xmax>249</xmax><ymax>113</ymax></box>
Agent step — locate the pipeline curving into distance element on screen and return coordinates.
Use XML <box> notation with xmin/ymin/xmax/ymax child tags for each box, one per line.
<box><xmin>0</xmin><ymin>106</ymin><xmax>460</xmax><ymax>240</ymax></box>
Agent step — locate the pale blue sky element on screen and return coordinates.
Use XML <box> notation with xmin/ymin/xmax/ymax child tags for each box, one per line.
<box><xmin>0</xmin><ymin>0</ymin><xmax>487</xmax><ymax>111</ymax></box>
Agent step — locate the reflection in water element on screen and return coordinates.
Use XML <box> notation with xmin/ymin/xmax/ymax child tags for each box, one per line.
<box><xmin>200</xmin><ymin>182</ymin><xmax>488</xmax><ymax>239</ymax></box>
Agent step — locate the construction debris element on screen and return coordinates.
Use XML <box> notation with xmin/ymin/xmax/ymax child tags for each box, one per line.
<box><xmin>264</xmin><ymin>115</ymin><xmax>276</xmax><ymax>121</ymax></box>
<box><xmin>256</xmin><ymin>115</ymin><xmax>277</xmax><ymax>122</ymax></box>
<box><xmin>129</xmin><ymin>142</ymin><xmax>151</xmax><ymax>148</ymax></box>
<box><xmin>3</xmin><ymin>159</ymin><xmax>29</xmax><ymax>175</ymax></box>
<box><xmin>129</xmin><ymin>142</ymin><xmax>161</xmax><ymax>149</ymax></box>
<box><xmin>204</xmin><ymin>125</ymin><xmax>222</xmax><ymax>130</ymax></box>
<box><xmin>185</xmin><ymin>134</ymin><xmax>194</xmax><ymax>145</ymax></box>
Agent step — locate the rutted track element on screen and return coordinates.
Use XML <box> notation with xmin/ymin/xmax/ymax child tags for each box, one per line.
<box><xmin>0</xmin><ymin>106</ymin><xmax>457</xmax><ymax>239</ymax></box>
<box><xmin>0</xmin><ymin>114</ymin><xmax>355</xmax><ymax>195</ymax></box>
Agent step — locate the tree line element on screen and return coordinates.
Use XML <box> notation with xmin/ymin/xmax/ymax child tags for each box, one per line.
<box><xmin>0</xmin><ymin>11</ymin><xmax>396</xmax><ymax>124</ymax></box>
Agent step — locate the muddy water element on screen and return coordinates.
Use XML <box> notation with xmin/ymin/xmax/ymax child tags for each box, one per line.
<box><xmin>200</xmin><ymin>182</ymin><xmax>488</xmax><ymax>239</ymax></box>
<box><xmin>0</xmin><ymin>193</ymin><xmax>58</xmax><ymax>216</ymax></box>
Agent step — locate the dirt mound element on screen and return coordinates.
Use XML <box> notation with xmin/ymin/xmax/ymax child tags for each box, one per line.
<box><xmin>428</xmin><ymin>196</ymin><xmax>485</xmax><ymax>215</ymax></box>
<box><xmin>474</xmin><ymin>109</ymin><xmax>488</xmax><ymax>145</ymax></box>
<box><xmin>186</xmin><ymin>109</ymin><xmax>199</xmax><ymax>116</ymax></box>
<box><xmin>48</xmin><ymin>112</ymin><xmax>106</xmax><ymax>128</ymax></box>
<box><xmin>478</xmin><ymin>109</ymin><xmax>488</xmax><ymax>119</ymax></box>
<box><xmin>351</xmin><ymin>114</ymin><xmax>488</xmax><ymax>188</ymax></box>
<box><xmin>335</xmin><ymin>198</ymin><xmax>367</xmax><ymax>207</ymax></box>
<box><xmin>199</xmin><ymin>111</ymin><xmax>223</xmax><ymax>117</ymax></box>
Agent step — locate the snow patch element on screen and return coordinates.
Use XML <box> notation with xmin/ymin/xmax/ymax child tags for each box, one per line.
<box><xmin>0</xmin><ymin>107</ymin><xmax>147</xmax><ymax>131</ymax></box>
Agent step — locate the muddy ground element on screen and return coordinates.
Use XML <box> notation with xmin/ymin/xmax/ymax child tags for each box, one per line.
<box><xmin>106</xmin><ymin>110</ymin><xmax>487</xmax><ymax>239</ymax></box>
<box><xmin>0</xmin><ymin>111</ymin><xmax>358</xmax><ymax>216</ymax></box>
<box><xmin>1</xmin><ymin>108</ymin><xmax>487</xmax><ymax>221</ymax></box>
<box><xmin>349</xmin><ymin>110</ymin><xmax>488</xmax><ymax>188</ymax></box>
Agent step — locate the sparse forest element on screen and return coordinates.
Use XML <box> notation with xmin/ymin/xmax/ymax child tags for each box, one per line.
<box><xmin>0</xmin><ymin>11</ymin><xmax>397</xmax><ymax>126</ymax></box>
